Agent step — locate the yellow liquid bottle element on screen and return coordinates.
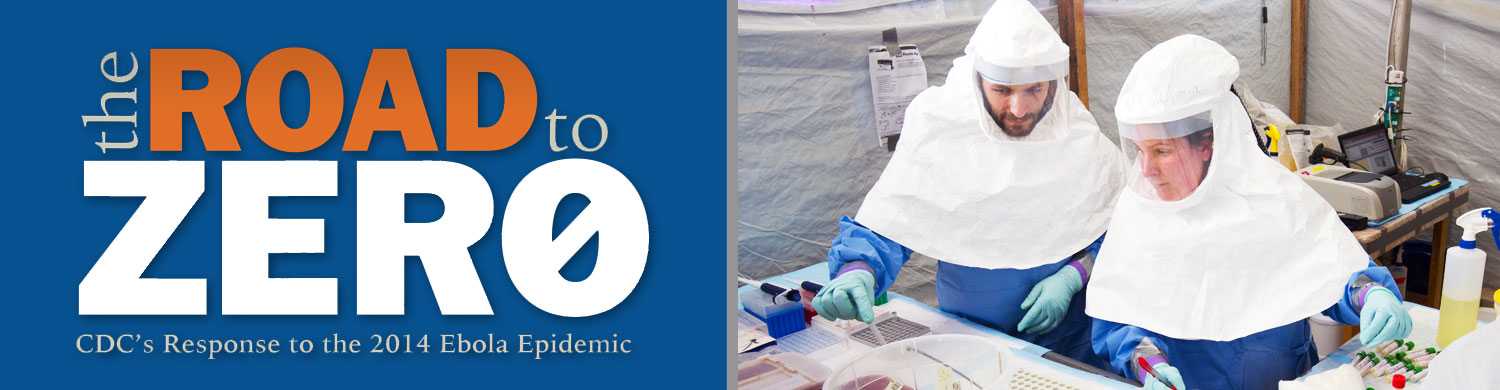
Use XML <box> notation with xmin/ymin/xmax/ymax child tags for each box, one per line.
<box><xmin>1437</xmin><ymin>296</ymin><xmax>1479</xmax><ymax>347</ymax></box>
<box><xmin>1437</xmin><ymin>208</ymin><xmax>1493</xmax><ymax>347</ymax></box>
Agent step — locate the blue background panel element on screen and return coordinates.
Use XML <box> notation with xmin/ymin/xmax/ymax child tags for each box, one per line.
<box><xmin>1</xmin><ymin>1</ymin><xmax>727</xmax><ymax>387</ymax></box>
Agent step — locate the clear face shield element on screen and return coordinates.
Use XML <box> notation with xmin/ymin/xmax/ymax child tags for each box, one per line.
<box><xmin>1118</xmin><ymin>112</ymin><xmax>1216</xmax><ymax>202</ymax></box>
<box><xmin>972</xmin><ymin>57</ymin><xmax>1069</xmax><ymax>141</ymax></box>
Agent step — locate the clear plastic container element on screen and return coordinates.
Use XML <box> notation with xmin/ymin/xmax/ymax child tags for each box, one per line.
<box><xmin>738</xmin><ymin>352</ymin><xmax>830</xmax><ymax>390</ymax></box>
<box><xmin>824</xmin><ymin>334</ymin><xmax>1005</xmax><ymax>390</ymax></box>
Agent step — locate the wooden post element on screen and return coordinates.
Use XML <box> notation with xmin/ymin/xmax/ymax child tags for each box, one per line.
<box><xmin>1429</xmin><ymin>217</ymin><xmax>1452</xmax><ymax>308</ymax></box>
<box><xmin>1290</xmin><ymin>0</ymin><xmax>1307</xmax><ymax>123</ymax></box>
<box><xmin>1056</xmin><ymin>0</ymin><xmax>1088</xmax><ymax>107</ymax></box>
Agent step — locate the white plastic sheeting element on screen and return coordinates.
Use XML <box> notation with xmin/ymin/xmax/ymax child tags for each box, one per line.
<box><xmin>1305</xmin><ymin>0</ymin><xmax>1500</xmax><ymax>299</ymax></box>
<box><xmin>736</xmin><ymin>0</ymin><xmax>1498</xmax><ymax>301</ymax></box>
<box><xmin>736</xmin><ymin>1</ymin><xmax>1001</xmax><ymax>302</ymax></box>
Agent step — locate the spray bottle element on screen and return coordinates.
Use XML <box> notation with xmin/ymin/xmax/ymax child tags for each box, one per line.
<box><xmin>1436</xmin><ymin>207</ymin><xmax>1497</xmax><ymax>347</ymax></box>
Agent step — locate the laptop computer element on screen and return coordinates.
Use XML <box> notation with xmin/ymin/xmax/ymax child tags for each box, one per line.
<box><xmin>1338</xmin><ymin>124</ymin><xmax>1449</xmax><ymax>203</ymax></box>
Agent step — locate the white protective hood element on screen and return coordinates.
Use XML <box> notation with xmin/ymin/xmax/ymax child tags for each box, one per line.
<box><xmin>1085</xmin><ymin>35</ymin><xmax>1368</xmax><ymax>341</ymax></box>
<box><xmin>854</xmin><ymin>0</ymin><xmax>1126</xmax><ymax>269</ymax></box>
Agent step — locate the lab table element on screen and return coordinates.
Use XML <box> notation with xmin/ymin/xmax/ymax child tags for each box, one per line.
<box><xmin>1335</xmin><ymin>179</ymin><xmax>1470</xmax><ymax>345</ymax></box>
<box><xmin>1354</xmin><ymin>178</ymin><xmax>1469</xmax><ymax>306</ymax></box>
<box><xmin>1301</xmin><ymin>302</ymin><xmax>1493</xmax><ymax>388</ymax></box>
<box><xmin>738</xmin><ymin>180</ymin><xmax>1472</xmax><ymax>388</ymax></box>
<box><xmin>738</xmin><ymin>263</ymin><xmax>1137</xmax><ymax>389</ymax></box>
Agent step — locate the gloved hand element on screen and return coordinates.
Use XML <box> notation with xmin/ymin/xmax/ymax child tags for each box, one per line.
<box><xmin>1142</xmin><ymin>363</ymin><xmax>1185</xmax><ymax>390</ymax></box>
<box><xmin>812</xmin><ymin>270</ymin><xmax>876</xmax><ymax>323</ymax></box>
<box><xmin>1017</xmin><ymin>265</ymin><xmax>1082</xmax><ymax>334</ymax></box>
<box><xmin>1358</xmin><ymin>287</ymin><xmax>1412</xmax><ymax>347</ymax></box>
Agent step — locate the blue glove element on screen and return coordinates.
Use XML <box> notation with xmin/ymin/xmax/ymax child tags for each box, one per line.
<box><xmin>812</xmin><ymin>270</ymin><xmax>876</xmax><ymax>323</ymax></box>
<box><xmin>1358</xmin><ymin>287</ymin><xmax>1412</xmax><ymax>347</ymax></box>
<box><xmin>1017</xmin><ymin>265</ymin><xmax>1082</xmax><ymax>335</ymax></box>
<box><xmin>1142</xmin><ymin>363</ymin><xmax>1185</xmax><ymax>390</ymax></box>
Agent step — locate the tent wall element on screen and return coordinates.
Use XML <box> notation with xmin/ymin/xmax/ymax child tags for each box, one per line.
<box><xmin>736</xmin><ymin>0</ymin><xmax>1498</xmax><ymax>302</ymax></box>
<box><xmin>1306</xmin><ymin>0</ymin><xmax>1500</xmax><ymax>300</ymax></box>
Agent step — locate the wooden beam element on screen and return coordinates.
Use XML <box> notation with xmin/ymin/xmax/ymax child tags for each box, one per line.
<box><xmin>1056</xmin><ymin>0</ymin><xmax>1088</xmax><ymax>107</ymax></box>
<box><xmin>1429</xmin><ymin>217</ymin><xmax>1453</xmax><ymax>308</ymax></box>
<box><xmin>1290</xmin><ymin>0</ymin><xmax>1307</xmax><ymax>123</ymax></box>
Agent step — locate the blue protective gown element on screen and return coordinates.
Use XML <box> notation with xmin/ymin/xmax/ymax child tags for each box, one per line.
<box><xmin>1091</xmin><ymin>260</ymin><xmax>1400</xmax><ymax>390</ymax></box>
<box><xmin>827</xmin><ymin>216</ymin><xmax>1108</xmax><ymax>369</ymax></box>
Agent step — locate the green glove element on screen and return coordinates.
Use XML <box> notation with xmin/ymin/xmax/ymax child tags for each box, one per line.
<box><xmin>1017</xmin><ymin>265</ymin><xmax>1082</xmax><ymax>335</ymax></box>
<box><xmin>812</xmin><ymin>270</ymin><xmax>876</xmax><ymax>323</ymax></box>
<box><xmin>1143</xmin><ymin>363</ymin><xmax>1185</xmax><ymax>390</ymax></box>
<box><xmin>1359</xmin><ymin>287</ymin><xmax>1412</xmax><ymax>347</ymax></box>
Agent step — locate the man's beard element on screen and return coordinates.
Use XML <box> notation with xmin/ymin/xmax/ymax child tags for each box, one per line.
<box><xmin>991</xmin><ymin>83</ymin><xmax>1057</xmax><ymax>138</ymax></box>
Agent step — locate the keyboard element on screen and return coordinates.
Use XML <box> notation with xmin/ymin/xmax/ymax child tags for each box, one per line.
<box><xmin>1392</xmin><ymin>172</ymin><xmax>1449</xmax><ymax>203</ymax></box>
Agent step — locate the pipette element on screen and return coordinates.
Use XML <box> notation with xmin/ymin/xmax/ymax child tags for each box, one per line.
<box><xmin>854</xmin><ymin>293</ymin><xmax>889</xmax><ymax>345</ymax></box>
<box><xmin>801</xmin><ymin>280</ymin><xmax>887</xmax><ymax>344</ymax></box>
<box><xmin>738</xmin><ymin>276</ymin><xmax>800</xmax><ymax>303</ymax></box>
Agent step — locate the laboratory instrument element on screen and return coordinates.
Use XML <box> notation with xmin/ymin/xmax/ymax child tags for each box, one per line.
<box><xmin>1337</xmin><ymin>124</ymin><xmax>1450</xmax><ymax>203</ymax></box>
<box><xmin>1298</xmin><ymin>164</ymin><xmax>1400</xmax><ymax>220</ymax></box>
<box><xmin>739</xmin><ymin>276</ymin><xmax>801</xmax><ymax>303</ymax></box>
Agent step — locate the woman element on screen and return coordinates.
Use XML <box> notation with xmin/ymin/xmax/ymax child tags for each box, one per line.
<box><xmin>1085</xmin><ymin>35</ymin><xmax>1412</xmax><ymax>390</ymax></box>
